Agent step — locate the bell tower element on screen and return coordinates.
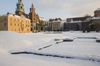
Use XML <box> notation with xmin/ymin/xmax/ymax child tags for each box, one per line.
<box><xmin>30</xmin><ymin>4</ymin><xmax>35</xmax><ymax>13</ymax></box>
<box><xmin>15</xmin><ymin>0</ymin><xmax>25</xmax><ymax>15</ymax></box>
<box><xmin>29</xmin><ymin>4</ymin><xmax>36</xmax><ymax>23</ymax></box>
<box><xmin>29</xmin><ymin>4</ymin><xmax>37</xmax><ymax>32</ymax></box>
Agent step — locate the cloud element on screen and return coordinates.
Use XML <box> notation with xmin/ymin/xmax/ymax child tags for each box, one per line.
<box><xmin>33</xmin><ymin>0</ymin><xmax>100</xmax><ymax>18</ymax></box>
<box><xmin>68</xmin><ymin>0</ymin><xmax>100</xmax><ymax>16</ymax></box>
<box><xmin>0</xmin><ymin>0</ymin><xmax>100</xmax><ymax>20</ymax></box>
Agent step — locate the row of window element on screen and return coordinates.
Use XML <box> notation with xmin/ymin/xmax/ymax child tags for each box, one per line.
<box><xmin>10</xmin><ymin>23</ymin><xmax>30</xmax><ymax>27</ymax></box>
<box><xmin>4</xmin><ymin>23</ymin><xmax>6</xmax><ymax>26</ymax></box>
<box><xmin>12</xmin><ymin>29</ymin><xmax>30</xmax><ymax>32</ymax></box>
<box><xmin>3</xmin><ymin>23</ymin><xmax>30</xmax><ymax>28</ymax></box>
<box><xmin>0</xmin><ymin>18</ymin><xmax>7</xmax><ymax>21</ymax></box>
<box><xmin>10</xmin><ymin>18</ymin><xmax>30</xmax><ymax>23</ymax></box>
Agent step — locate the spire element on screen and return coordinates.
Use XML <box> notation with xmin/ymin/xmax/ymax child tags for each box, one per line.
<box><xmin>32</xmin><ymin>4</ymin><xmax>34</xmax><ymax>8</ymax></box>
<box><xmin>19</xmin><ymin>0</ymin><xmax>22</xmax><ymax>2</ymax></box>
<box><xmin>30</xmin><ymin>4</ymin><xmax>35</xmax><ymax>13</ymax></box>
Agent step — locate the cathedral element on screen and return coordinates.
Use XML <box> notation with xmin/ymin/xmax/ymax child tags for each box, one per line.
<box><xmin>0</xmin><ymin>0</ymin><xmax>40</xmax><ymax>33</ymax></box>
<box><xmin>15</xmin><ymin>0</ymin><xmax>40</xmax><ymax>32</ymax></box>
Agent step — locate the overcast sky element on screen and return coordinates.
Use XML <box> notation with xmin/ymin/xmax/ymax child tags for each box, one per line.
<box><xmin>0</xmin><ymin>0</ymin><xmax>100</xmax><ymax>20</ymax></box>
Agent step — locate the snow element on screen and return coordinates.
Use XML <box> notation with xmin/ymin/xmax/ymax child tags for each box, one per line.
<box><xmin>85</xmin><ymin>17</ymin><xmax>91</xmax><ymax>22</ymax></box>
<box><xmin>92</xmin><ymin>17</ymin><xmax>100</xmax><ymax>20</ymax></box>
<box><xmin>39</xmin><ymin>17</ymin><xmax>46</xmax><ymax>21</ymax></box>
<box><xmin>52</xmin><ymin>20</ymin><xmax>61</xmax><ymax>22</ymax></box>
<box><xmin>0</xmin><ymin>31</ymin><xmax>100</xmax><ymax>66</ymax></box>
<box><xmin>95</xmin><ymin>8</ymin><xmax>100</xmax><ymax>11</ymax></box>
<box><xmin>7</xmin><ymin>13</ymin><xmax>30</xmax><ymax>20</ymax></box>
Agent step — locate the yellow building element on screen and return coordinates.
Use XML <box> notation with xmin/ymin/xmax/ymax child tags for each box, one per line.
<box><xmin>0</xmin><ymin>13</ymin><xmax>31</xmax><ymax>33</ymax></box>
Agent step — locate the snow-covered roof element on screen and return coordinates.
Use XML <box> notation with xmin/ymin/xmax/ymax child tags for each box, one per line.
<box><xmin>92</xmin><ymin>17</ymin><xmax>100</xmax><ymax>20</ymax></box>
<box><xmin>69</xmin><ymin>21</ymin><xmax>83</xmax><ymax>23</ymax></box>
<box><xmin>61</xmin><ymin>20</ymin><xmax>66</xmax><ymax>23</ymax></box>
<box><xmin>8</xmin><ymin>14</ymin><xmax>30</xmax><ymax>20</ymax></box>
<box><xmin>66</xmin><ymin>19</ymin><xmax>83</xmax><ymax>23</ymax></box>
<box><xmin>39</xmin><ymin>17</ymin><xmax>46</xmax><ymax>21</ymax></box>
<box><xmin>8</xmin><ymin>14</ymin><xmax>20</xmax><ymax>18</ymax></box>
<box><xmin>65</xmin><ymin>17</ymin><xmax>100</xmax><ymax>23</ymax></box>
<box><xmin>52</xmin><ymin>20</ymin><xmax>61</xmax><ymax>23</ymax></box>
<box><xmin>14</xmin><ymin>15</ymin><xmax>20</xmax><ymax>18</ymax></box>
<box><xmin>95</xmin><ymin>8</ymin><xmax>100</xmax><ymax>11</ymax></box>
<box><xmin>84</xmin><ymin>18</ymin><xmax>91</xmax><ymax>22</ymax></box>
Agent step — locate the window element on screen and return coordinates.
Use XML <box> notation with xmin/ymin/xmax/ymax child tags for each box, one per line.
<box><xmin>28</xmin><ymin>25</ymin><xmax>29</xmax><ymax>27</ymax></box>
<box><xmin>21</xmin><ymin>6</ymin><xmax>22</xmax><ymax>9</ymax></box>
<box><xmin>18</xmin><ymin>24</ymin><xmax>19</xmax><ymax>26</ymax></box>
<box><xmin>10</xmin><ymin>18</ymin><xmax>12</xmax><ymax>20</ymax></box>
<box><xmin>15</xmin><ymin>29</ymin><xmax>16</xmax><ymax>31</ymax></box>
<box><xmin>4</xmin><ymin>18</ymin><xmax>6</xmax><ymax>20</ymax></box>
<box><xmin>4</xmin><ymin>23</ymin><xmax>6</xmax><ymax>26</ymax></box>
<box><xmin>10</xmin><ymin>23</ymin><xmax>12</xmax><ymax>26</ymax></box>
<box><xmin>27</xmin><ymin>29</ymin><xmax>28</xmax><ymax>31</ymax></box>
<box><xmin>15</xmin><ymin>24</ymin><xmax>16</xmax><ymax>26</ymax></box>
<box><xmin>19</xmin><ymin>29</ymin><xmax>20</xmax><ymax>31</ymax></box>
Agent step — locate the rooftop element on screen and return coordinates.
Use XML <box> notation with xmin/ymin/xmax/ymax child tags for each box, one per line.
<box><xmin>95</xmin><ymin>8</ymin><xmax>100</xmax><ymax>11</ymax></box>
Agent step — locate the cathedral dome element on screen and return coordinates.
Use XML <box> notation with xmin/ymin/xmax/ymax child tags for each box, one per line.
<box><xmin>15</xmin><ymin>0</ymin><xmax>25</xmax><ymax>15</ymax></box>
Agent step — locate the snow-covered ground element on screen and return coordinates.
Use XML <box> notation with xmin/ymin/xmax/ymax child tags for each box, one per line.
<box><xmin>0</xmin><ymin>31</ymin><xmax>100</xmax><ymax>66</ymax></box>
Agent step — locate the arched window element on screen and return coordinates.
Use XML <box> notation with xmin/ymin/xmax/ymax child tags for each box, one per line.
<box><xmin>21</xmin><ymin>6</ymin><xmax>22</xmax><ymax>9</ymax></box>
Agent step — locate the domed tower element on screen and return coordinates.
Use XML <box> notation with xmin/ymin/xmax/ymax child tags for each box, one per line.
<box><xmin>94</xmin><ymin>8</ymin><xmax>100</xmax><ymax>17</ymax></box>
<box><xmin>15</xmin><ymin>0</ymin><xmax>25</xmax><ymax>15</ymax></box>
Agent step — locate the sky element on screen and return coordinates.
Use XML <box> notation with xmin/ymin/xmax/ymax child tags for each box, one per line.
<box><xmin>0</xmin><ymin>0</ymin><xmax>100</xmax><ymax>20</ymax></box>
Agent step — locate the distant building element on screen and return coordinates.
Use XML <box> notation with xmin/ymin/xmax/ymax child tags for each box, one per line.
<box><xmin>49</xmin><ymin>18</ymin><xmax>63</xmax><ymax>31</ymax></box>
<box><xmin>64</xmin><ymin>16</ymin><xmax>91</xmax><ymax>31</ymax></box>
<box><xmin>51</xmin><ymin>20</ymin><xmax>63</xmax><ymax>31</ymax></box>
<box><xmin>15</xmin><ymin>0</ymin><xmax>40</xmax><ymax>32</ymax></box>
<box><xmin>37</xmin><ymin>17</ymin><xmax>50</xmax><ymax>31</ymax></box>
<box><xmin>49</xmin><ymin>18</ymin><xmax>62</xmax><ymax>22</ymax></box>
<box><xmin>94</xmin><ymin>8</ymin><xmax>100</xmax><ymax>17</ymax></box>
<box><xmin>29</xmin><ymin>4</ymin><xmax>39</xmax><ymax>32</ymax></box>
<box><xmin>0</xmin><ymin>13</ymin><xmax>31</xmax><ymax>33</ymax></box>
<box><xmin>64</xmin><ymin>8</ymin><xmax>100</xmax><ymax>32</ymax></box>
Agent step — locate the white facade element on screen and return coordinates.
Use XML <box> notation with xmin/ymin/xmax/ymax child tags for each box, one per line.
<box><xmin>51</xmin><ymin>20</ymin><xmax>64</xmax><ymax>31</ymax></box>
